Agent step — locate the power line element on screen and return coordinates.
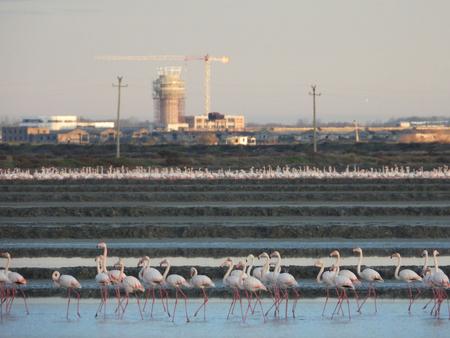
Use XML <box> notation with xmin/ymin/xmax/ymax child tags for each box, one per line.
<box><xmin>113</xmin><ymin>76</ymin><xmax>127</xmax><ymax>159</ymax></box>
<box><xmin>309</xmin><ymin>84</ymin><xmax>321</xmax><ymax>153</ymax></box>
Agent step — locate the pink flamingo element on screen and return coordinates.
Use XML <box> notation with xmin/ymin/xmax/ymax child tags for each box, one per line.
<box><xmin>221</xmin><ymin>258</ymin><xmax>244</xmax><ymax>320</ymax></box>
<box><xmin>353</xmin><ymin>247</ymin><xmax>383</xmax><ymax>313</ymax></box>
<box><xmin>391</xmin><ymin>252</ymin><xmax>422</xmax><ymax>312</ymax></box>
<box><xmin>429</xmin><ymin>250</ymin><xmax>449</xmax><ymax>318</ymax></box>
<box><xmin>52</xmin><ymin>271</ymin><xmax>81</xmax><ymax>320</ymax></box>
<box><xmin>331</xmin><ymin>266</ymin><xmax>355</xmax><ymax>320</ymax></box>
<box><xmin>314</xmin><ymin>260</ymin><xmax>338</xmax><ymax>316</ymax></box>
<box><xmin>189</xmin><ymin>267</ymin><xmax>215</xmax><ymax>320</ymax></box>
<box><xmin>242</xmin><ymin>255</ymin><xmax>267</xmax><ymax>323</ymax></box>
<box><xmin>160</xmin><ymin>258</ymin><xmax>191</xmax><ymax>322</ymax></box>
<box><xmin>114</xmin><ymin>258</ymin><xmax>144</xmax><ymax>320</ymax></box>
<box><xmin>1</xmin><ymin>252</ymin><xmax>29</xmax><ymax>315</ymax></box>
<box><xmin>137</xmin><ymin>256</ymin><xmax>167</xmax><ymax>318</ymax></box>
<box><xmin>94</xmin><ymin>255</ymin><xmax>111</xmax><ymax>318</ymax></box>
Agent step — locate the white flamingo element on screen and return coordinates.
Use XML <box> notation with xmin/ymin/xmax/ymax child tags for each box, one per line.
<box><xmin>252</xmin><ymin>252</ymin><xmax>270</xmax><ymax>280</ymax></box>
<box><xmin>221</xmin><ymin>258</ymin><xmax>244</xmax><ymax>320</ymax></box>
<box><xmin>52</xmin><ymin>271</ymin><xmax>81</xmax><ymax>320</ymax></box>
<box><xmin>115</xmin><ymin>258</ymin><xmax>144</xmax><ymax>320</ymax></box>
<box><xmin>189</xmin><ymin>267</ymin><xmax>215</xmax><ymax>320</ymax></box>
<box><xmin>429</xmin><ymin>250</ymin><xmax>449</xmax><ymax>318</ymax></box>
<box><xmin>160</xmin><ymin>258</ymin><xmax>191</xmax><ymax>322</ymax></box>
<box><xmin>94</xmin><ymin>255</ymin><xmax>111</xmax><ymax>318</ymax></box>
<box><xmin>137</xmin><ymin>256</ymin><xmax>167</xmax><ymax>317</ymax></box>
<box><xmin>391</xmin><ymin>252</ymin><xmax>422</xmax><ymax>312</ymax></box>
<box><xmin>314</xmin><ymin>260</ymin><xmax>339</xmax><ymax>316</ymax></box>
<box><xmin>0</xmin><ymin>252</ymin><xmax>29</xmax><ymax>315</ymax></box>
<box><xmin>241</xmin><ymin>255</ymin><xmax>267</xmax><ymax>323</ymax></box>
<box><xmin>353</xmin><ymin>247</ymin><xmax>383</xmax><ymax>313</ymax></box>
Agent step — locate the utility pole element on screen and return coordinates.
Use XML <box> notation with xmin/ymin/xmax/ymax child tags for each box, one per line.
<box><xmin>309</xmin><ymin>85</ymin><xmax>321</xmax><ymax>153</ymax></box>
<box><xmin>113</xmin><ymin>76</ymin><xmax>127</xmax><ymax>159</ymax></box>
<box><xmin>353</xmin><ymin>120</ymin><xmax>360</xmax><ymax>143</ymax></box>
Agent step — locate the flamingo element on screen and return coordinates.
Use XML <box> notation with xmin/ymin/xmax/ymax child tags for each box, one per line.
<box><xmin>189</xmin><ymin>267</ymin><xmax>215</xmax><ymax>320</ymax></box>
<box><xmin>52</xmin><ymin>271</ymin><xmax>81</xmax><ymax>320</ymax></box>
<box><xmin>137</xmin><ymin>256</ymin><xmax>167</xmax><ymax>318</ymax></box>
<box><xmin>330</xmin><ymin>250</ymin><xmax>360</xmax><ymax>310</ymax></box>
<box><xmin>429</xmin><ymin>250</ymin><xmax>449</xmax><ymax>318</ymax></box>
<box><xmin>0</xmin><ymin>252</ymin><xmax>29</xmax><ymax>315</ymax></box>
<box><xmin>94</xmin><ymin>255</ymin><xmax>111</xmax><ymax>318</ymax></box>
<box><xmin>390</xmin><ymin>252</ymin><xmax>422</xmax><ymax>312</ymax></box>
<box><xmin>331</xmin><ymin>266</ymin><xmax>355</xmax><ymax>320</ymax></box>
<box><xmin>98</xmin><ymin>242</ymin><xmax>125</xmax><ymax>315</ymax></box>
<box><xmin>353</xmin><ymin>247</ymin><xmax>383</xmax><ymax>313</ymax></box>
<box><xmin>314</xmin><ymin>260</ymin><xmax>339</xmax><ymax>316</ymax></box>
<box><xmin>114</xmin><ymin>258</ymin><xmax>144</xmax><ymax>320</ymax></box>
<box><xmin>420</xmin><ymin>250</ymin><xmax>441</xmax><ymax>311</ymax></box>
<box><xmin>160</xmin><ymin>258</ymin><xmax>191</xmax><ymax>322</ymax></box>
<box><xmin>252</xmin><ymin>252</ymin><xmax>270</xmax><ymax>280</ymax></box>
<box><xmin>241</xmin><ymin>255</ymin><xmax>267</xmax><ymax>323</ymax></box>
<box><xmin>221</xmin><ymin>258</ymin><xmax>244</xmax><ymax>320</ymax></box>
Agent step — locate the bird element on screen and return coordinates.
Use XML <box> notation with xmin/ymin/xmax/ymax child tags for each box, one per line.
<box><xmin>137</xmin><ymin>256</ymin><xmax>167</xmax><ymax>318</ymax></box>
<box><xmin>221</xmin><ymin>258</ymin><xmax>244</xmax><ymax>320</ymax></box>
<box><xmin>52</xmin><ymin>271</ymin><xmax>81</xmax><ymax>320</ymax></box>
<box><xmin>429</xmin><ymin>250</ymin><xmax>449</xmax><ymax>318</ymax></box>
<box><xmin>241</xmin><ymin>255</ymin><xmax>267</xmax><ymax>323</ymax></box>
<box><xmin>189</xmin><ymin>267</ymin><xmax>215</xmax><ymax>320</ymax></box>
<box><xmin>252</xmin><ymin>252</ymin><xmax>270</xmax><ymax>280</ymax></box>
<box><xmin>160</xmin><ymin>258</ymin><xmax>191</xmax><ymax>322</ymax></box>
<box><xmin>353</xmin><ymin>247</ymin><xmax>383</xmax><ymax>313</ymax></box>
<box><xmin>330</xmin><ymin>250</ymin><xmax>360</xmax><ymax>310</ymax></box>
<box><xmin>114</xmin><ymin>258</ymin><xmax>144</xmax><ymax>320</ymax></box>
<box><xmin>94</xmin><ymin>255</ymin><xmax>111</xmax><ymax>318</ymax></box>
<box><xmin>1</xmin><ymin>252</ymin><xmax>29</xmax><ymax>315</ymax></box>
<box><xmin>331</xmin><ymin>266</ymin><xmax>355</xmax><ymax>320</ymax></box>
<box><xmin>314</xmin><ymin>260</ymin><xmax>339</xmax><ymax>316</ymax></box>
<box><xmin>391</xmin><ymin>252</ymin><xmax>422</xmax><ymax>312</ymax></box>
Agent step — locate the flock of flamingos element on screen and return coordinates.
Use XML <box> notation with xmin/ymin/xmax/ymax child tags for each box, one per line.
<box><xmin>1</xmin><ymin>165</ymin><xmax>450</xmax><ymax>180</ymax></box>
<box><xmin>0</xmin><ymin>243</ymin><xmax>449</xmax><ymax>322</ymax></box>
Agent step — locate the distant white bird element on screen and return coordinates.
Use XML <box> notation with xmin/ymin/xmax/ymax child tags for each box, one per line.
<box><xmin>353</xmin><ymin>247</ymin><xmax>383</xmax><ymax>313</ymax></box>
<box><xmin>189</xmin><ymin>267</ymin><xmax>215</xmax><ymax>320</ymax></box>
<box><xmin>391</xmin><ymin>252</ymin><xmax>422</xmax><ymax>312</ymax></box>
<box><xmin>52</xmin><ymin>271</ymin><xmax>81</xmax><ymax>320</ymax></box>
<box><xmin>160</xmin><ymin>258</ymin><xmax>190</xmax><ymax>323</ymax></box>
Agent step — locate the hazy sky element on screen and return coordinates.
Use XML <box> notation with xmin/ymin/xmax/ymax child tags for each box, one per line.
<box><xmin>1</xmin><ymin>0</ymin><xmax>449</xmax><ymax>124</ymax></box>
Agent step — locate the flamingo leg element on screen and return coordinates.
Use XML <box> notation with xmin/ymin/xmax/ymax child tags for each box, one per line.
<box><xmin>95</xmin><ymin>286</ymin><xmax>105</xmax><ymax>318</ymax></box>
<box><xmin>135</xmin><ymin>293</ymin><xmax>144</xmax><ymax>320</ymax></box>
<box><xmin>407</xmin><ymin>285</ymin><xmax>413</xmax><ymax>312</ymax></box>
<box><xmin>292</xmin><ymin>288</ymin><xmax>300</xmax><ymax>318</ymax></box>
<box><xmin>16</xmin><ymin>288</ymin><xmax>29</xmax><ymax>315</ymax></box>
<box><xmin>7</xmin><ymin>288</ymin><xmax>16</xmax><ymax>314</ymax></box>
<box><xmin>171</xmin><ymin>289</ymin><xmax>178</xmax><ymax>322</ymax></box>
<box><xmin>344</xmin><ymin>290</ymin><xmax>351</xmax><ymax>320</ymax></box>
<box><xmin>227</xmin><ymin>289</ymin><xmax>236</xmax><ymax>320</ymax></box>
<box><xmin>322</xmin><ymin>287</ymin><xmax>330</xmax><ymax>316</ymax></box>
<box><xmin>120</xmin><ymin>293</ymin><xmax>129</xmax><ymax>320</ymax></box>
<box><xmin>142</xmin><ymin>288</ymin><xmax>150</xmax><ymax>312</ymax></box>
<box><xmin>150</xmin><ymin>288</ymin><xmax>156</xmax><ymax>318</ymax></box>
<box><xmin>194</xmin><ymin>288</ymin><xmax>208</xmax><ymax>320</ymax></box>
<box><xmin>255</xmin><ymin>291</ymin><xmax>266</xmax><ymax>322</ymax></box>
<box><xmin>178</xmin><ymin>288</ymin><xmax>190</xmax><ymax>323</ymax></box>
<box><xmin>158</xmin><ymin>286</ymin><xmax>168</xmax><ymax>314</ymax></box>
<box><xmin>66</xmin><ymin>288</ymin><xmax>71</xmax><ymax>320</ymax></box>
<box><xmin>331</xmin><ymin>289</ymin><xmax>343</xmax><ymax>319</ymax></box>
<box><xmin>243</xmin><ymin>291</ymin><xmax>252</xmax><ymax>322</ymax></box>
<box><xmin>284</xmin><ymin>289</ymin><xmax>289</xmax><ymax>319</ymax></box>
<box><xmin>72</xmin><ymin>289</ymin><xmax>81</xmax><ymax>318</ymax></box>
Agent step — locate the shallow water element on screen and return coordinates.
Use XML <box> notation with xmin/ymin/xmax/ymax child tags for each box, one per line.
<box><xmin>1</xmin><ymin>298</ymin><xmax>449</xmax><ymax>338</ymax></box>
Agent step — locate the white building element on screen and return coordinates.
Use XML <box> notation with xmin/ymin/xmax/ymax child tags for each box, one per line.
<box><xmin>225</xmin><ymin>136</ymin><xmax>256</xmax><ymax>146</ymax></box>
<box><xmin>19</xmin><ymin>115</ymin><xmax>114</xmax><ymax>131</ymax></box>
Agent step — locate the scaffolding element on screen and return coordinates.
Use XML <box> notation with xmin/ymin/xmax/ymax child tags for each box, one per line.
<box><xmin>152</xmin><ymin>67</ymin><xmax>185</xmax><ymax>129</ymax></box>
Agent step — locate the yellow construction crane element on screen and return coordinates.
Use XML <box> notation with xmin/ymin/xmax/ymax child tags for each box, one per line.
<box><xmin>95</xmin><ymin>54</ymin><xmax>230</xmax><ymax>116</ymax></box>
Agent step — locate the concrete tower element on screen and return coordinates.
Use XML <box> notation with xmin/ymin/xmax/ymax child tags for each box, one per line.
<box><xmin>152</xmin><ymin>67</ymin><xmax>185</xmax><ymax>130</ymax></box>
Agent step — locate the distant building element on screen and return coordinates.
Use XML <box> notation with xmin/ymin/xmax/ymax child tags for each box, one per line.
<box><xmin>226</xmin><ymin>136</ymin><xmax>256</xmax><ymax>146</ymax></box>
<box><xmin>153</xmin><ymin>67</ymin><xmax>185</xmax><ymax>130</ymax></box>
<box><xmin>192</xmin><ymin>113</ymin><xmax>245</xmax><ymax>131</ymax></box>
<box><xmin>57</xmin><ymin>128</ymin><xmax>89</xmax><ymax>144</ymax></box>
<box><xmin>19</xmin><ymin>115</ymin><xmax>114</xmax><ymax>131</ymax></box>
<box><xmin>2</xmin><ymin>126</ymin><xmax>50</xmax><ymax>143</ymax></box>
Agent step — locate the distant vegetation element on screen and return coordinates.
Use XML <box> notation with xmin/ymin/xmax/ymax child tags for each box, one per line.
<box><xmin>0</xmin><ymin>143</ymin><xmax>449</xmax><ymax>170</ymax></box>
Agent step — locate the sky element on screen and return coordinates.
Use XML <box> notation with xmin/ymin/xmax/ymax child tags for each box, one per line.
<box><xmin>1</xmin><ymin>0</ymin><xmax>450</xmax><ymax>124</ymax></box>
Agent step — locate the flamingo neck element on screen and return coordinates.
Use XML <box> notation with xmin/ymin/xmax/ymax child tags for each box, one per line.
<box><xmin>334</xmin><ymin>252</ymin><xmax>341</xmax><ymax>270</ymax></box>
<box><xmin>223</xmin><ymin>262</ymin><xmax>233</xmax><ymax>281</ymax></box>
<box><xmin>274</xmin><ymin>254</ymin><xmax>281</xmax><ymax>274</ymax></box>
<box><xmin>4</xmin><ymin>255</ymin><xmax>10</xmax><ymax>273</ymax></box>
<box><xmin>433</xmin><ymin>252</ymin><xmax>439</xmax><ymax>272</ymax></box>
<box><xmin>246</xmin><ymin>257</ymin><xmax>254</xmax><ymax>275</ymax></box>
<box><xmin>394</xmin><ymin>256</ymin><xmax>401</xmax><ymax>280</ymax></box>
<box><xmin>316</xmin><ymin>264</ymin><xmax>324</xmax><ymax>283</ymax></box>
<box><xmin>102</xmin><ymin>245</ymin><xmax>108</xmax><ymax>266</ymax></box>
<box><xmin>162</xmin><ymin>262</ymin><xmax>171</xmax><ymax>280</ymax></box>
<box><xmin>102</xmin><ymin>255</ymin><xmax>108</xmax><ymax>273</ymax></box>
<box><xmin>240</xmin><ymin>261</ymin><xmax>248</xmax><ymax>280</ymax></box>
<box><xmin>262</xmin><ymin>256</ymin><xmax>270</xmax><ymax>274</ymax></box>
<box><xmin>96</xmin><ymin>258</ymin><xmax>101</xmax><ymax>274</ymax></box>
<box><xmin>356</xmin><ymin>251</ymin><xmax>363</xmax><ymax>275</ymax></box>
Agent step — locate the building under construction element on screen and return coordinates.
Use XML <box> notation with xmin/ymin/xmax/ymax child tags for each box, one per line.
<box><xmin>152</xmin><ymin>67</ymin><xmax>186</xmax><ymax>130</ymax></box>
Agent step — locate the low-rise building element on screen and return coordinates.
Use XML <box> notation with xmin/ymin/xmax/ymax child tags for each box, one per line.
<box><xmin>191</xmin><ymin>113</ymin><xmax>245</xmax><ymax>131</ymax></box>
<box><xmin>57</xmin><ymin>128</ymin><xmax>89</xmax><ymax>144</ymax></box>
<box><xmin>2</xmin><ymin>126</ymin><xmax>50</xmax><ymax>143</ymax></box>
<box><xmin>226</xmin><ymin>136</ymin><xmax>256</xmax><ymax>146</ymax></box>
<box><xmin>19</xmin><ymin>115</ymin><xmax>114</xmax><ymax>131</ymax></box>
